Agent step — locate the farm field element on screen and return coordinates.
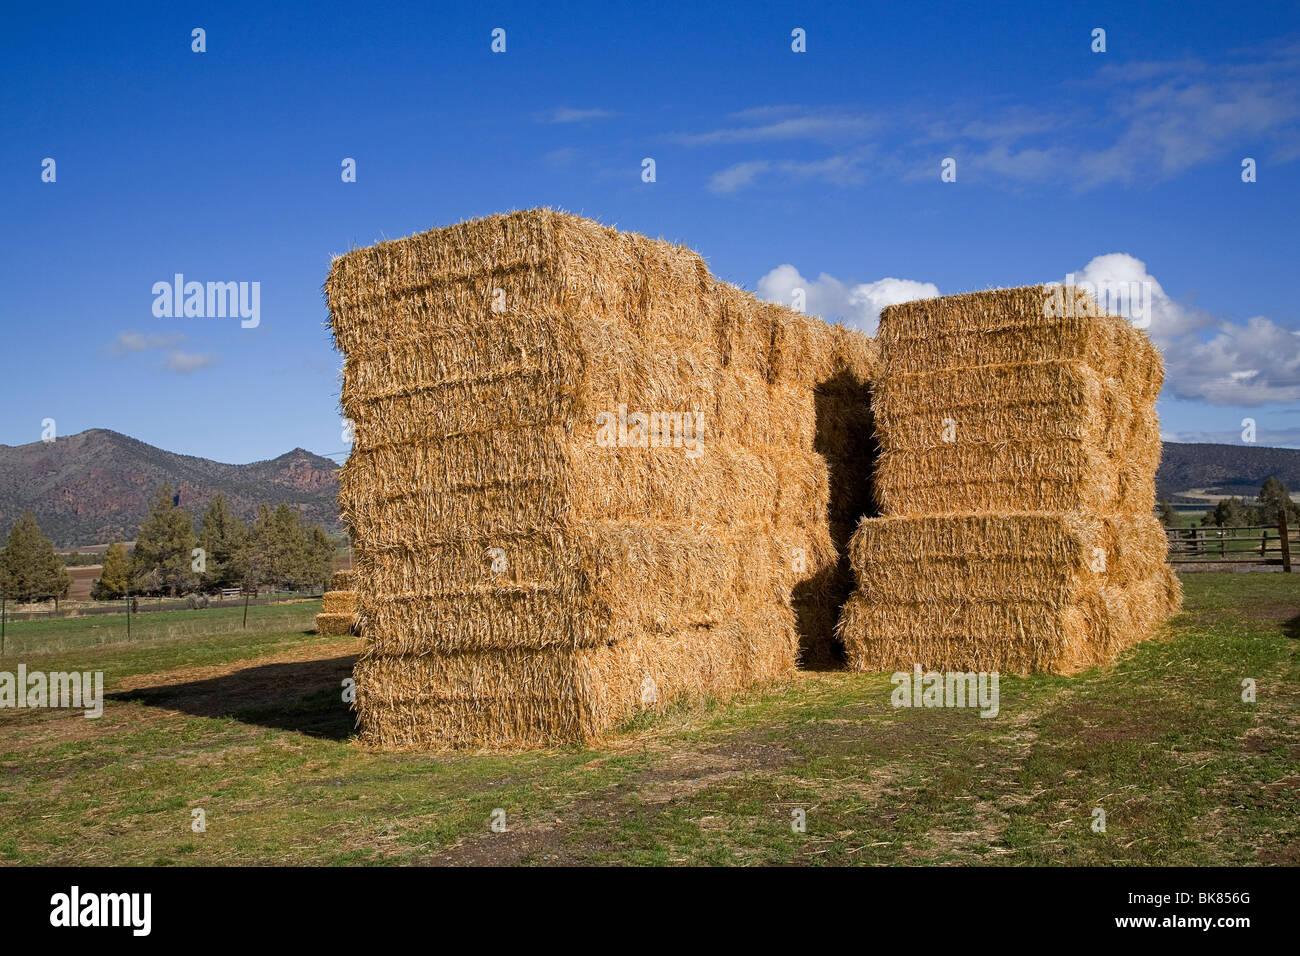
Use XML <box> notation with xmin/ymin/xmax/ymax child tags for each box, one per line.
<box><xmin>0</xmin><ymin>599</ymin><xmax>324</xmax><ymax>656</ymax></box>
<box><xmin>0</xmin><ymin>573</ymin><xmax>1295</xmax><ymax>866</ymax></box>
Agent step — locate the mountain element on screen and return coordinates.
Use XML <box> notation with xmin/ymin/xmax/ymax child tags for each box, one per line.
<box><xmin>0</xmin><ymin>429</ymin><xmax>340</xmax><ymax>547</ymax></box>
<box><xmin>1156</xmin><ymin>442</ymin><xmax>1300</xmax><ymax>500</ymax></box>
<box><xmin>0</xmin><ymin>431</ymin><xmax>1294</xmax><ymax>547</ymax></box>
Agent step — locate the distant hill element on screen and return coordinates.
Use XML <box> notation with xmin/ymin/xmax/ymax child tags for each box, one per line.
<box><xmin>1157</xmin><ymin>442</ymin><xmax>1300</xmax><ymax>500</ymax></box>
<box><xmin>0</xmin><ymin>431</ymin><xmax>1294</xmax><ymax>546</ymax></box>
<box><xmin>0</xmin><ymin>429</ymin><xmax>340</xmax><ymax>547</ymax></box>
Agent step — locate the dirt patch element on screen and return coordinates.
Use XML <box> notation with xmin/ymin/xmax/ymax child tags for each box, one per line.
<box><xmin>0</xmin><ymin>704</ymin><xmax>177</xmax><ymax>755</ymax></box>
<box><xmin>423</xmin><ymin>726</ymin><xmax>803</xmax><ymax>865</ymax></box>
<box><xmin>1235</xmin><ymin>602</ymin><xmax>1300</xmax><ymax>623</ymax></box>
<box><xmin>1256</xmin><ymin>836</ymin><xmax>1300</xmax><ymax>864</ymax></box>
<box><xmin>1262</xmin><ymin>774</ymin><xmax>1300</xmax><ymax>796</ymax></box>
<box><xmin>1242</xmin><ymin>726</ymin><xmax>1281</xmax><ymax>754</ymax></box>
<box><xmin>1039</xmin><ymin>700</ymin><xmax>1169</xmax><ymax>745</ymax></box>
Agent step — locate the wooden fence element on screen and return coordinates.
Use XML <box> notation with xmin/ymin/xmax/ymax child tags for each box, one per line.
<box><xmin>1166</xmin><ymin>512</ymin><xmax>1294</xmax><ymax>570</ymax></box>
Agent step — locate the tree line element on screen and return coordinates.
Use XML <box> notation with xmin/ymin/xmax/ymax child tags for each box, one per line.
<box><xmin>0</xmin><ymin>484</ymin><xmax>336</xmax><ymax>603</ymax></box>
<box><xmin>1158</xmin><ymin>477</ymin><xmax>1300</xmax><ymax>529</ymax></box>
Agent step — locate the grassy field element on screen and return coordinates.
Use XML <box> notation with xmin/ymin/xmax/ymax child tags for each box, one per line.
<box><xmin>0</xmin><ymin>573</ymin><xmax>1295</xmax><ymax>866</ymax></box>
<box><xmin>0</xmin><ymin>600</ymin><xmax>324</xmax><ymax>657</ymax></box>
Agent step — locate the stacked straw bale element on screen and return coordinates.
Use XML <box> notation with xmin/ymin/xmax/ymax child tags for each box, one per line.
<box><xmin>839</xmin><ymin>286</ymin><xmax>1180</xmax><ymax>674</ymax></box>
<box><xmin>315</xmin><ymin>569</ymin><xmax>358</xmax><ymax>636</ymax></box>
<box><xmin>327</xmin><ymin>209</ymin><xmax>874</xmax><ymax>748</ymax></box>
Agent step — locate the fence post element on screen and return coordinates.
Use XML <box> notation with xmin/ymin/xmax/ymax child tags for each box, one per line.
<box><xmin>1261</xmin><ymin>531</ymin><xmax>1268</xmax><ymax>557</ymax></box>
<box><xmin>1280</xmin><ymin>509</ymin><xmax>1293</xmax><ymax>573</ymax></box>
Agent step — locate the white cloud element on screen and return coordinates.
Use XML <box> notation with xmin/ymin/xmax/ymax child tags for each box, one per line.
<box><xmin>537</xmin><ymin>107</ymin><xmax>616</xmax><ymax>123</ymax></box>
<box><xmin>108</xmin><ymin>330</ymin><xmax>219</xmax><ymax>373</ymax></box>
<box><xmin>756</xmin><ymin>265</ymin><xmax>939</xmax><ymax>334</ymax></box>
<box><xmin>108</xmin><ymin>330</ymin><xmax>186</xmax><ymax>354</ymax></box>
<box><xmin>708</xmin><ymin>152</ymin><xmax>871</xmax><ymax>193</ymax></box>
<box><xmin>1162</xmin><ymin>426</ymin><xmax>1300</xmax><ymax>448</ymax></box>
<box><xmin>755</xmin><ymin>252</ymin><xmax>1299</xmax><ymax>406</ymax></box>
<box><xmin>965</xmin><ymin>144</ymin><xmax>1065</xmax><ymax>182</ymax></box>
<box><xmin>1177</xmin><ymin>317</ymin><xmax>1300</xmax><ymax>405</ymax></box>
<box><xmin>782</xmin><ymin>154</ymin><xmax>868</xmax><ymax>187</ymax></box>
<box><xmin>1068</xmin><ymin>253</ymin><xmax>1210</xmax><ymax>341</ymax></box>
<box><xmin>684</xmin><ymin>50</ymin><xmax>1299</xmax><ymax>193</ymax></box>
<box><xmin>542</xmin><ymin>147</ymin><xmax>579</xmax><ymax>167</ymax></box>
<box><xmin>708</xmin><ymin>161</ymin><xmax>770</xmax><ymax>193</ymax></box>
<box><xmin>679</xmin><ymin>112</ymin><xmax>874</xmax><ymax>146</ymax></box>
<box><xmin>1065</xmin><ymin>252</ymin><xmax>1300</xmax><ymax>406</ymax></box>
<box><xmin>1074</xmin><ymin>69</ymin><xmax>1299</xmax><ymax>188</ymax></box>
<box><xmin>849</xmin><ymin>278</ymin><xmax>943</xmax><ymax>330</ymax></box>
<box><xmin>163</xmin><ymin>350</ymin><xmax>217</xmax><ymax>373</ymax></box>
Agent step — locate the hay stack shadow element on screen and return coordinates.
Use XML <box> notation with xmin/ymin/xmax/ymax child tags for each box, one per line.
<box><xmin>110</xmin><ymin>655</ymin><xmax>359</xmax><ymax>740</ymax></box>
<box><xmin>795</xmin><ymin>369</ymin><xmax>878</xmax><ymax>670</ymax></box>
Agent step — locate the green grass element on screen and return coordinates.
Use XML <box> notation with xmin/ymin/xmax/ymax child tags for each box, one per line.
<box><xmin>1167</xmin><ymin>509</ymin><xmax>1208</xmax><ymax>528</ymax></box>
<box><xmin>0</xmin><ymin>573</ymin><xmax>1295</xmax><ymax>866</ymax></box>
<box><xmin>0</xmin><ymin>600</ymin><xmax>321</xmax><ymax>658</ymax></box>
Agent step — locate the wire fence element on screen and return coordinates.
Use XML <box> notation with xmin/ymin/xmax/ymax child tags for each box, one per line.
<box><xmin>0</xmin><ymin>589</ymin><xmax>322</xmax><ymax>623</ymax></box>
<box><xmin>0</xmin><ymin>592</ymin><xmax>326</xmax><ymax>657</ymax></box>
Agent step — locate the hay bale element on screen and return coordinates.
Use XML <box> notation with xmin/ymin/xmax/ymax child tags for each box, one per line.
<box><xmin>875</xmin><ymin>285</ymin><xmax>1162</xmax><ymax>384</ymax></box>
<box><xmin>838</xmin><ymin>512</ymin><xmax>1178</xmax><ymax>673</ymax></box>
<box><xmin>321</xmin><ymin>590</ymin><xmax>358</xmax><ymax>615</ymax></box>
<box><xmin>320</xmin><ymin>578</ymin><xmax>360</xmax><ymax>633</ymax></box>
<box><xmin>841</xmin><ymin>286</ymin><xmax>1176</xmax><ymax>675</ymax></box>
<box><xmin>327</xmin><ymin>209</ymin><xmax>874</xmax><ymax>748</ymax></box>
<box><xmin>846</xmin><ymin>512</ymin><xmax>1170</xmax><ymax>604</ymax></box>
<box><xmin>872</xmin><ymin>289</ymin><xmax>1162</xmax><ymax>517</ymax></box>
<box><xmin>315</xmin><ymin>612</ymin><xmax>357</xmax><ymax>636</ymax></box>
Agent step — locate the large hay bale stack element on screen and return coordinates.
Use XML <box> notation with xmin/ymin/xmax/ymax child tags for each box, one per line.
<box><xmin>840</xmin><ymin>286</ymin><xmax>1180</xmax><ymax>675</ymax></box>
<box><xmin>327</xmin><ymin>209</ymin><xmax>874</xmax><ymax>748</ymax></box>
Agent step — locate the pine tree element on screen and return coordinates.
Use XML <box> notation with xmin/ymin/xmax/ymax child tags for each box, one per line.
<box><xmin>1157</xmin><ymin>499</ymin><xmax>1179</xmax><ymax>528</ymax></box>
<box><xmin>132</xmin><ymin>484</ymin><xmax>198</xmax><ymax>595</ymax></box>
<box><xmin>305</xmin><ymin>525</ymin><xmax>334</xmax><ymax>590</ymax></box>
<box><xmin>0</xmin><ymin>512</ymin><xmax>70</xmax><ymax>602</ymax></box>
<box><xmin>270</xmin><ymin>504</ymin><xmax>303</xmax><ymax>588</ymax></box>
<box><xmin>1258</xmin><ymin>477</ymin><xmax>1300</xmax><ymax>527</ymax></box>
<box><xmin>51</xmin><ymin>558</ymin><xmax>71</xmax><ymax>605</ymax></box>
<box><xmin>236</xmin><ymin>503</ymin><xmax>275</xmax><ymax>591</ymax></box>
<box><xmin>1201</xmin><ymin>496</ymin><xmax>1260</xmax><ymax>528</ymax></box>
<box><xmin>198</xmin><ymin>494</ymin><xmax>248</xmax><ymax>590</ymax></box>
<box><xmin>91</xmin><ymin>541</ymin><xmax>132</xmax><ymax>600</ymax></box>
<box><xmin>233</xmin><ymin>504</ymin><xmax>336</xmax><ymax>592</ymax></box>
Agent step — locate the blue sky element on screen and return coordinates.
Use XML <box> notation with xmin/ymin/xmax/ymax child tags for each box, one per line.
<box><xmin>3</xmin><ymin>0</ymin><xmax>1298</xmax><ymax>463</ymax></box>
